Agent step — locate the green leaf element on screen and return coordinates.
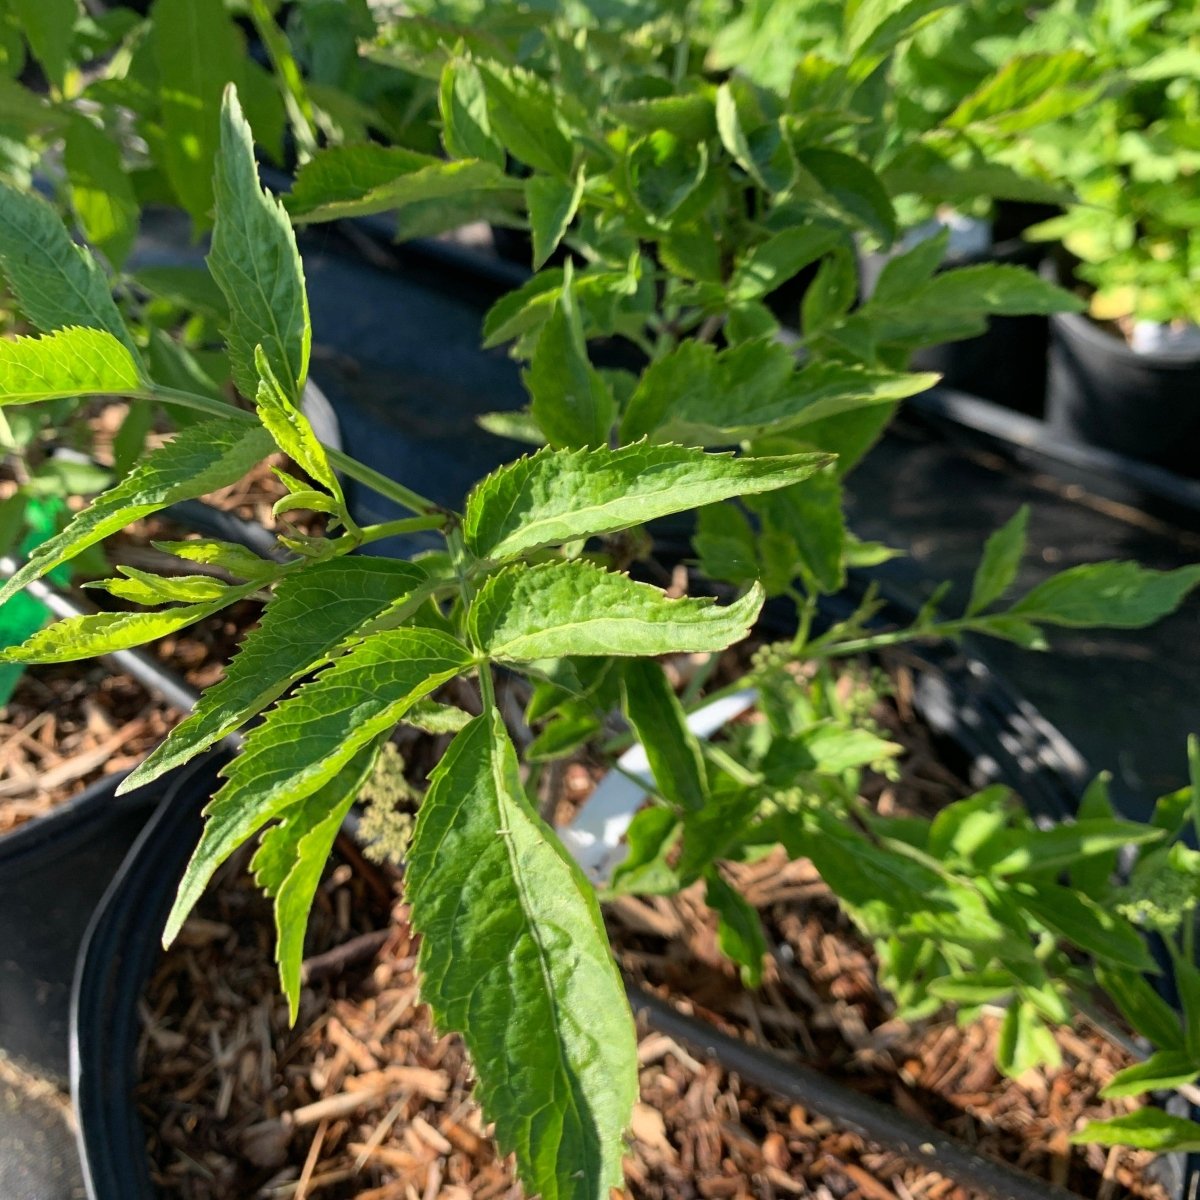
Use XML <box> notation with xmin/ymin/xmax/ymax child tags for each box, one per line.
<box><xmin>87</xmin><ymin>567</ymin><xmax>234</xmax><ymax>605</ymax></box>
<box><xmin>760</xmin><ymin>722</ymin><xmax>901</xmax><ymax>781</ymax></box>
<box><xmin>464</xmin><ymin>442</ymin><xmax>832</xmax><ymax>563</ymax></box>
<box><xmin>1020</xmin><ymin>884</ymin><xmax>1156</xmax><ymax>972</ymax></box>
<box><xmin>527</xmin><ymin>171</ymin><xmax>585</xmax><ymax>270</ymax></box>
<box><xmin>870</xmin><ymin>228</ymin><xmax>947</xmax><ymax>304</ymax></box>
<box><xmin>440</xmin><ymin>57</ymin><xmax>505</xmax><ymax>167</ymax></box>
<box><xmin>286</xmin><ymin>144</ymin><xmax>512</xmax><ymax>224</ymax></box>
<box><xmin>252</xmin><ymin>743</ymin><xmax>379</xmax><ymax>1021</ymax></box>
<box><xmin>11</xmin><ymin>0</ymin><xmax>77</xmax><ymax>90</ymax></box>
<box><xmin>0</xmin><ymin>328</ymin><xmax>141</xmax><ymax>405</ymax></box>
<box><xmin>479</xmin><ymin>61</ymin><xmax>574</xmax><ymax>178</ymax></box>
<box><xmin>946</xmin><ymin>51</ymin><xmax>1097</xmax><ymax>135</ymax></box>
<box><xmin>730</xmin><ymin>224</ymin><xmax>842</xmax><ymax>303</ymax></box>
<box><xmin>706</xmin><ymin>868</ymin><xmax>767</xmax><ymax>988</ymax></box>
<box><xmin>693</xmin><ymin>503</ymin><xmax>759</xmax><ymax>588</ymax></box>
<box><xmin>407</xmin><ymin>711</ymin><xmax>637</xmax><ymax>1200</ymax></box>
<box><xmin>63</xmin><ymin>117</ymin><xmax>139</xmax><ymax>270</ymax></box>
<box><xmin>122</xmin><ymin>559</ymin><xmax>429</xmax><ymax>792</ymax></box>
<box><xmin>254</xmin><ymin>348</ymin><xmax>342</xmax><ymax>504</ymax></box>
<box><xmin>0</xmin><ymin>419</ymin><xmax>272</xmax><ymax>607</ymax></box>
<box><xmin>209</xmin><ymin>84</ymin><xmax>310</xmax><ymax>403</ymax></box>
<box><xmin>403</xmin><ymin>699</ymin><xmax>472</xmax><ymax>735</ymax></box>
<box><xmin>927</xmin><ymin>970</ymin><xmax>1015</xmax><ymax>1005</ymax></box>
<box><xmin>622</xmin><ymin>659</ymin><xmax>708</xmax><ymax>813</ymax></box>
<box><xmin>1</xmin><ymin>588</ymin><xmax>254</xmax><ymax>663</ymax></box>
<box><xmin>470</xmin><ymin>561</ymin><xmax>764</xmax><ymax>661</ymax></box>
<box><xmin>608</xmin><ymin>806</ymin><xmax>681</xmax><ymax>896</ymax></box>
<box><xmin>1070</xmin><ymin>772</ymin><xmax>1117</xmax><ymax>896</ymax></box>
<box><xmin>1009</xmin><ymin>562</ymin><xmax>1200</xmax><ymax>629</ymax></box>
<box><xmin>1101</xmin><ymin>1052</ymin><xmax>1200</xmax><ymax>1101</ymax></box>
<box><xmin>152</xmin><ymin>537</ymin><xmax>278</xmax><ymax>582</ymax></box>
<box><xmin>966</xmin><ymin>505</ymin><xmax>1029</xmax><ymax>616</ymax></box>
<box><xmin>1072</xmin><ymin>1110</ymin><xmax>1200</xmax><ymax>1153</ymax></box>
<box><xmin>0</xmin><ymin>181</ymin><xmax>135</xmax><ymax>354</ymax></box>
<box><xmin>979</xmin><ymin>820</ymin><xmax>1164</xmax><ymax>877</ymax></box>
<box><xmin>747</xmin><ymin>460</ymin><xmax>844</xmax><ymax>594</ymax></box>
<box><xmin>1096</xmin><ymin>965</ymin><xmax>1184</xmax><ymax>1053</ymax></box>
<box><xmin>996</xmin><ymin>999</ymin><xmax>1061</xmax><ymax>1077</ymax></box>
<box><xmin>793</xmin><ymin>148</ymin><xmax>896</xmax><ymax>244</ymax></box>
<box><xmin>913</xmin><ymin>263</ymin><xmax>1083</xmax><ymax>319</ymax></box>
<box><xmin>526</xmin><ymin>707</ymin><xmax>601</xmax><ymax>762</ymax></box>
<box><xmin>525</xmin><ymin>265</ymin><xmax>613</xmax><ymax>449</ymax></box>
<box><xmin>151</xmin><ymin>0</ymin><xmax>242</xmax><ymax>228</ymax></box>
<box><xmin>164</xmin><ymin>627</ymin><xmax>471</xmax><ymax>946</ymax></box>
<box><xmin>844</xmin><ymin>0</ymin><xmax>951</xmax><ymax>61</ymax></box>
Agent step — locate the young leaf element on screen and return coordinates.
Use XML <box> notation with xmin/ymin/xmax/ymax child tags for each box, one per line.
<box><xmin>1020</xmin><ymin>884</ymin><xmax>1156</xmax><ymax>973</ymax></box>
<box><xmin>88</xmin><ymin>567</ymin><xmax>234</xmax><ymax>605</ymax></box>
<box><xmin>843</xmin><ymin>0</ymin><xmax>951</xmax><ymax>62</ymax></box>
<box><xmin>63</xmin><ymin>117</ymin><xmax>139</xmax><ymax>270</ymax></box>
<box><xmin>478</xmin><ymin>61</ymin><xmax>574</xmax><ymax>178</ymax></box>
<box><xmin>252</xmin><ymin>743</ymin><xmax>379</xmax><ymax>1021</ymax></box>
<box><xmin>1008</xmin><ymin>563</ymin><xmax>1200</xmax><ymax>629</ymax></box>
<box><xmin>966</xmin><ymin>505</ymin><xmax>1029</xmax><ymax>616</ymax></box>
<box><xmin>164</xmin><ymin>628</ymin><xmax>471</xmax><ymax>946</ymax></box>
<box><xmin>0</xmin><ymin>181</ymin><xmax>136</xmax><ymax>354</ymax></box>
<box><xmin>286</xmin><ymin>144</ymin><xmax>511</xmax><ymax>224</ymax></box>
<box><xmin>470</xmin><ymin>561</ymin><xmax>764</xmax><ymax>660</ymax></box>
<box><xmin>0</xmin><ymin>328</ymin><xmax>142</xmax><ymax>405</ymax></box>
<box><xmin>622</xmin><ymin>659</ymin><xmax>708</xmax><ymax>813</ymax></box>
<box><xmin>10</xmin><ymin>0</ymin><xmax>77</xmax><ymax>90</ymax></box>
<box><xmin>122</xmin><ymin>559</ymin><xmax>429</xmax><ymax>792</ymax></box>
<box><xmin>254</xmin><ymin>348</ymin><xmax>342</xmax><ymax>504</ymax></box>
<box><xmin>527</xmin><ymin>171</ymin><xmax>585</xmax><ymax>269</ymax></box>
<box><xmin>152</xmin><ymin>538</ymin><xmax>278</xmax><ymax>582</ymax></box>
<box><xmin>793</xmin><ymin>148</ymin><xmax>896</xmax><ymax>244</ymax></box>
<box><xmin>705</xmin><ymin>868</ymin><xmax>767</xmax><ymax>988</ymax></box>
<box><xmin>440</xmin><ymin>58</ymin><xmax>505</xmax><ymax>167</ymax></box>
<box><xmin>407</xmin><ymin>711</ymin><xmax>637</xmax><ymax>1200</ymax></box>
<box><xmin>209</xmin><ymin>85</ymin><xmax>310</xmax><ymax>403</ymax></box>
<box><xmin>1</xmin><ymin>587</ymin><xmax>255</xmax><ymax>663</ymax></box>
<box><xmin>525</xmin><ymin>265</ymin><xmax>613</xmax><ymax>449</ymax></box>
<box><xmin>463</xmin><ymin>442</ymin><xmax>833</xmax><ymax>562</ymax></box>
<box><xmin>1096</xmin><ymin>965</ymin><xmax>1185</xmax><ymax>1053</ymax></box>
<box><xmin>0</xmin><ymin>420</ymin><xmax>273</xmax><ymax>607</ymax></box>
<box><xmin>730</xmin><ymin>224</ymin><xmax>842</xmax><ymax>303</ymax></box>
<box><xmin>1072</xmin><ymin>1110</ymin><xmax>1200</xmax><ymax>1153</ymax></box>
<box><xmin>1101</xmin><ymin>1051</ymin><xmax>1200</xmax><ymax>1101</ymax></box>
<box><xmin>1070</xmin><ymin>772</ymin><xmax>1118</xmax><ymax>896</ymax></box>
<box><xmin>996</xmin><ymin>999</ymin><xmax>1061</xmax><ymax>1077</ymax></box>
<box><xmin>979</xmin><ymin>820</ymin><xmax>1164</xmax><ymax>877</ymax></box>
<box><xmin>151</xmin><ymin>0</ymin><xmax>242</xmax><ymax>228</ymax></box>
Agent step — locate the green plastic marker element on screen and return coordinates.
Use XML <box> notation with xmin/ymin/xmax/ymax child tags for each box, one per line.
<box><xmin>0</xmin><ymin>496</ymin><xmax>71</xmax><ymax>707</ymax></box>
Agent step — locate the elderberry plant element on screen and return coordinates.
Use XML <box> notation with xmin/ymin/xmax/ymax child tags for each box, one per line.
<box><xmin>0</xmin><ymin>32</ymin><xmax>1198</xmax><ymax>1199</ymax></box>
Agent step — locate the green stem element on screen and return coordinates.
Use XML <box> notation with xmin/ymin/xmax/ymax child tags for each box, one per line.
<box><xmin>244</xmin><ymin>0</ymin><xmax>319</xmax><ymax>161</ymax></box>
<box><xmin>358</xmin><ymin>515</ymin><xmax>448</xmax><ymax>544</ymax></box>
<box><xmin>143</xmin><ymin>385</ymin><xmax>448</xmax><ymax>518</ymax></box>
<box><xmin>806</xmin><ymin>618</ymin><xmax>972</xmax><ymax>661</ymax></box>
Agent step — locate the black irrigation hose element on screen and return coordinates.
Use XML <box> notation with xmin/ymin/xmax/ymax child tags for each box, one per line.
<box><xmin>629</xmin><ymin>986</ymin><xmax>1081</xmax><ymax>1200</ymax></box>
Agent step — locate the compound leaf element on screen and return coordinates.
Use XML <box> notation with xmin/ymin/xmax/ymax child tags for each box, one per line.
<box><xmin>209</xmin><ymin>85</ymin><xmax>309</xmax><ymax>402</ymax></box>
<box><xmin>407</xmin><ymin>710</ymin><xmax>637</xmax><ymax>1200</ymax></box>
<box><xmin>164</xmin><ymin>627</ymin><xmax>471</xmax><ymax>946</ymax></box>
<box><xmin>0</xmin><ymin>419</ymin><xmax>272</xmax><ymax>607</ymax></box>
<box><xmin>0</xmin><ymin>180</ymin><xmax>135</xmax><ymax>354</ymax></box>
<box><xmin>967</xmin><ymin>505</ymin><xmax>1029</xmax><ymax>616</ymax></box>
<box><xmin>123</xmin><ymin>559</ymin><xmax>429</xmax><ymax>792</ymax></box>
<box><xmin>0</xmin><ymin>328</ymin><xmax>141</xmax><ymax>405</ymax></box>
<box><xmin>1</xmin><ymin>586</ymin><xmax>255</xmax><ymax>663</ymax></box>
<box><xmin>464</xmin><ymin>442</ymin><xmax>832</xmax><ymax>562</ymax></box>
<box><xmin>1009</xmin><ymin>562</ymin><xmax>1200</xmax><ymax>629</ymax></box>
<box><xmin>623</xmin><ymin>658</ymin><xmax>708</xmax><ymax>813</ymax></box>
<box><xmin>470</xmin><ymin>561</ymin><xmax>763</xmax><ymax>660</ymax></box>
<box><xmin>253</xmin><ymin>743</ymin><xmax>380</xmax><ymax>1020</ymax></box>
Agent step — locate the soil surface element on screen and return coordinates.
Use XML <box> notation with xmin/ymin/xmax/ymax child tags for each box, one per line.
<box><xmin>0</xmin><ymin>445</ymin><xmax>308</xmax><ymax>836</ymax></box>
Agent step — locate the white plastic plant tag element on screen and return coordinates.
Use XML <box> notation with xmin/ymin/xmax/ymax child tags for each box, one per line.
<box><xmin>558</xmin><ymin>687</ymin><xmax>759</xmax><ymax>885</ymax></box>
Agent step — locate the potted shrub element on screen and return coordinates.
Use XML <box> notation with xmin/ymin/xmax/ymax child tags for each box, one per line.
<box><xmin>1</xmin><ymin>70</ymin><xmax>1199</xmax><ymax>1196</ymax></box>
<box><xmin>1019</xmin><ymin>0</ymin><xmax>1200</xmax><ymax>476</ymax></box>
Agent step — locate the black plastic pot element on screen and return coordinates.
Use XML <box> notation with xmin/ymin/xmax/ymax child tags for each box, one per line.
<box><xmin>861</xmin><ymin>229</ymin><xmax>1051</xmax><ymax>416</ymax></box>
<box><xmin>1046</xmin><ymin>306</ymin><xmax>1200</xmax><ymax>479</ymax></box>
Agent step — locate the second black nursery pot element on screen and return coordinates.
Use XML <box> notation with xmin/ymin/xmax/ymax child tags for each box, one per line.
<box><xmin>1046</xmin><ymin>306</ymin><xmax>1200</xmax><ymax>479</ymax></box>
